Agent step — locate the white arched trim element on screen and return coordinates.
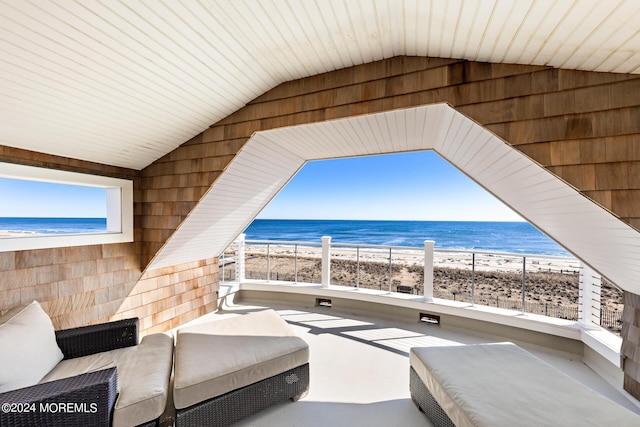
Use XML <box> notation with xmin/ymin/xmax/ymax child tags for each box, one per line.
<box><xmin>148</xmin><ymin>104</ymin><xmax>640</xmax><ymax>295</ymax></box>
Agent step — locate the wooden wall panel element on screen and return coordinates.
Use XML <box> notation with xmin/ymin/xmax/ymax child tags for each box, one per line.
<box><xmin>0</xmin><ymin>241</ymin><xmax>140</xmax><ymax>330</ymax></box>
<box><xmin>113</xmin><ymin>258</ymin><xmax>218</xmax><ymax>336</ymax></box>
<box><xmin>623</xmin><ymin>292</ymin><xmax>640</xmax><ymax>401</ymax></box>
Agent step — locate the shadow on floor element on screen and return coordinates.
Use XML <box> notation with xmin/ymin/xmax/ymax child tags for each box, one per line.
<box><xmin>235</xmin><ymin>398</ymin><xmax>431</xmax><ymax>427</ymax></box>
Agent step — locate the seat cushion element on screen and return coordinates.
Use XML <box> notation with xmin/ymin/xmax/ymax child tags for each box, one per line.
<box><xmin>42</xmin><ymin>332</ymin><xmax>174</xmax><ymax>427</ymax></box>
<box><xmin>174</xmin><ymin>309</ymin><xmax>309</xmax><ymax>409</ymax></box>
<box><xmin>0</xmin><ymin>301</ymin><xmax>64</xmax><ymax>392</ymax></box>
<box><xmin>410</xmin><ymin>342</ymin><xmax>640</xmax><ymax>427</ymax></box>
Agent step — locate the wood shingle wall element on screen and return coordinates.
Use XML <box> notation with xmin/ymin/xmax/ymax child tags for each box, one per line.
<box><xmin>623</xmin><ymin>293</ymin><xmax>640</xmax><ymax>400</ymax></box>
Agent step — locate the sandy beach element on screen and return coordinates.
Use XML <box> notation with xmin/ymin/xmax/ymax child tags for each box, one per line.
<box><xmin>226</xmin><ymin>244</ymin><xmax>623</xmax><ymax>334</ymax></box>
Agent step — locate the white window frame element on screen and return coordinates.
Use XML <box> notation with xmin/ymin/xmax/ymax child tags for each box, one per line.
<box><xmin>0</xmin><ymin>163</ymin><xmax>133</xmax><ymax>252</ymax></box>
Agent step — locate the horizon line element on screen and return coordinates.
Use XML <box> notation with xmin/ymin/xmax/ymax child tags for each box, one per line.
<box><xmin>0</xmin><ymin>216</ymin><xmax>106</xmax><ymax>219</ymax></box>
<box><xmin>254</xmin><ymin>218</ymin><xmax>527</xmax><ymax>223</ymax></box>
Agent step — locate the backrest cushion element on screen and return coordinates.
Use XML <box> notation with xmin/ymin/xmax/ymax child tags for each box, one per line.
<box><xmin>0</xmin><ymin>301</ymin><xmax>64</xmax><ymax>392</ymax></box>
<box><xmin>0</xmin><ymin>304</ymin><xmax>27</xmax><ymax>324</ymax></box>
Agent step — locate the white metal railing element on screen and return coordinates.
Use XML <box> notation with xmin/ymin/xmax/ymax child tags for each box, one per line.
<box><xmin>223</xmin><ymin>234</ymin><xmax>608</xmax><ymax>329</ymax></box>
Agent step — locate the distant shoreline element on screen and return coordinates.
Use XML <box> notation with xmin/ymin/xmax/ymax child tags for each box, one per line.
<box><xmin>0</xmin><ymin>230</ymin><xmax>38</xmax><ymax>237</ymax></box>
<box><xmin>252</xmin><ymin>218</ymin><xmax>528</xmax><ymax>223</ymax></box>
<box><xmin>0</xmin><ymin>218</ymin><xmax>107</xmax><ymax>236</ymax></box>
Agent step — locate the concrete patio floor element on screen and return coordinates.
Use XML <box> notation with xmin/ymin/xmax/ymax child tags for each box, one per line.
<box><xmin>178</xmin><ymin>296</ymin><xmax>640</xmax><ymax>427</ymax></box>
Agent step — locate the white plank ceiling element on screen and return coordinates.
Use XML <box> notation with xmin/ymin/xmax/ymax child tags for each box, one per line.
<box><xmin>149</xmin><ymin>104</ymin><xmax>640</xmax><ymax>297</ymax></box>
<box><xmin>2</xmin><ymin>0</ymin><xmax>640</xmax><ymax>169</ymax></box>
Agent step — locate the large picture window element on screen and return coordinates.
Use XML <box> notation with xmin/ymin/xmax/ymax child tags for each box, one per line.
<box><xmin>0</xmin><ymin>163</ymin><xmax>133</xmax><ymax>251</ymax></box>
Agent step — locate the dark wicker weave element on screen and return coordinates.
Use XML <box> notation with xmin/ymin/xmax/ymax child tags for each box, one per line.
<box><xmin>175</xmin><ymin>363</ymin><xmax>310</xmax><ymax>427</ymax></box>
<box><xmin>0</xmin><ymin>318</ymin><xmax>156</xmax><ymax>427</ymax></box>
<box><xmin>55</xmin><ymin>317</ymin><xmax>139</xmax><ymax>359</ymax></box>
<box><xmin>409</xmin><ymin>367</ymin><xmax>455</xmax><ymax>427</ymax></box>
<box><xmin>0</xmin><ymin>368</ymin><xmax>117</xmax><ymax>427</ymax></box>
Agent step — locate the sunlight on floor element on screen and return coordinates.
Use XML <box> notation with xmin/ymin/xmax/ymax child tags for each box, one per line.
<box><xmin>196</xmin><ymin>300</ymin><xmax>640</xmax><ymax>427</ymax></box>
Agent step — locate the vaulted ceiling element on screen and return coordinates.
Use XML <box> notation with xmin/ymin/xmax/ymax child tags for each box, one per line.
<box><xmin>2</xmin><ymin>0</ymin><xmax>640</xmax><ymax>169</ymax></box>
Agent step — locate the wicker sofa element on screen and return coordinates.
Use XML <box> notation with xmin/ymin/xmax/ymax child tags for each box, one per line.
<box><xmin>0</xmin><ymin>301</ymin><xmax>173</xmax><ymax>427</ymax></box>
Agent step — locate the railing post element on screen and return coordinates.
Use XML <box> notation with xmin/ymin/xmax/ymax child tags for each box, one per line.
<box><xmin>221</xmin><ymin>253</ymin><xmax>225</xmax><ymax>284</ymax></box>
<box><xmin>235</xmin><ymin>233</ymin><xmax>246</xmax><ymax>282</ymax></box>
<box><xmin>388</xmin><ymin>247</ymin><xmax>393</xmax><ymax>293</ymax></box>
<box><xmin>321</xmin><ymin>236</ymin><xmax>331</xmax><ymax>288</ymax></box>
<box><xmin>423</xmin><ymin>240</ymin><xmax>434</xmax><ymax>301</ymax></box>
<box><xmin>294</xmin><ymin>243</ymin><xmax>298</xmax><ymax>283</ymax></box>
<box><xmin>579</xmin><ymin>262</ymin><xmax>602</xmax><ymax>327</ymax></box>
<box><xmin>521</xmin><ymin>256</ymin><xmax>526</xmax><ymax>314</ymax></box>
<box><xmin>266</xmin><ymin>243</ymin><xmax>271</xmax><ymax>281</ymax></box>
<box><xmin>356</xmin><ymin>246</ymin><xmax>360</xmax><ymax>289</ymax></box>
<box><xmin>471</xmin><ymin>252</ymin><xmax>476</xmax><ymax>306</ymax></box>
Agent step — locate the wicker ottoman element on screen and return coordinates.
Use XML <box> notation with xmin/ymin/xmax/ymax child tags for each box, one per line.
<box><xmin>174</xmin><ymin>310</ymin><xmax>309</xmax><ymax>426</ymax></box>
<box><xmin>410</xmin><ymin>342</ymin><xmax>640</xmax><ymax>427</ymax></box>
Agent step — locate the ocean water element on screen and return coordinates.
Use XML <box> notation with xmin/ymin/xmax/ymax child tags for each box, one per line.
<box><xmin>1</xmin><ymin>217</ymin><xmax>570</xmax><ymax>257</ymax></box>
<box><xmin>0</xmin><ymin>217</ymin><xmax>107</xmax><ymax>235</ymax></box>
<box><xmin>244</xmin><ymin>219</ymin><xmax>571</xmax><ymax>257</ymax></box>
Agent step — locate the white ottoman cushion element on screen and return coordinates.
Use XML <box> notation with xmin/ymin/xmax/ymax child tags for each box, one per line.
<box><xmin>410</xmin><ymin>342</ymin><xmax>640</xmax><ymax>427</ymax></box>
<box><xmin>174</xmin><ymin>309</ymin><xmax>309</xmax><ymax>409</ymax></box>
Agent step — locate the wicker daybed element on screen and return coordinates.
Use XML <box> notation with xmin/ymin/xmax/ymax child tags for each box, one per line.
<box><xmin>173</xmin><ymin>309</ymin><xmax>310</xmax><ymax>427</ymax></box>
<box><xmin>0</xmin><ymin>301</ymin><xmax>173</xmax><ymax>427</ymax></box>
<box><xmin>410</xmin><ymin>342</ymin><xmax>640</xmax><ymax>427</ymax></box>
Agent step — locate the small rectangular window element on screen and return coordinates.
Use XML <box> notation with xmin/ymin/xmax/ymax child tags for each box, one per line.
<box><xmin>0</xmin><ymin>179</ymin><xmax>108</xmax><ymax>236</ymax></box>
<box><xmin>0</xmin><ymin>163</ymin><xmax>133</xmax><ymax>251</ymax></box>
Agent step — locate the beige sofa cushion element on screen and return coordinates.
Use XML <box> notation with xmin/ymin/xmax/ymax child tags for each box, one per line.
<box><xmin>43</xmin><ymin>333</ymin><xmax>174</xmax><ymax>427</ymax></box>
<box><xmin>410</xmin><ymin>342</ymin><xmax>640</xmax><ymax>427</ymax></box>
<box><xmin>174</xmin><ymin>309</ymin><xmax>309</xmax><ymax>409</ymax></box>
<box><xmin>0</xmin><ymin>301</ymin><xmax>64</xmax><ymax>393</ymax></box>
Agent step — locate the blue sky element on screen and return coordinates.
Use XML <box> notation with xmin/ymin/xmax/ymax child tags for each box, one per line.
<box><xmin>258</xmin><ymin>151</ymin><xmax>523</xmax><ymax>221</ymax></box>
<box><xmin>1</xmin><ymin>151</ymin><xmax>522</xmax><ymax>221</ymax></box>
<box><xmin>0</xmin><ymin>178</ymin><xmax>106</xmax><ymax>218</ymax></box>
